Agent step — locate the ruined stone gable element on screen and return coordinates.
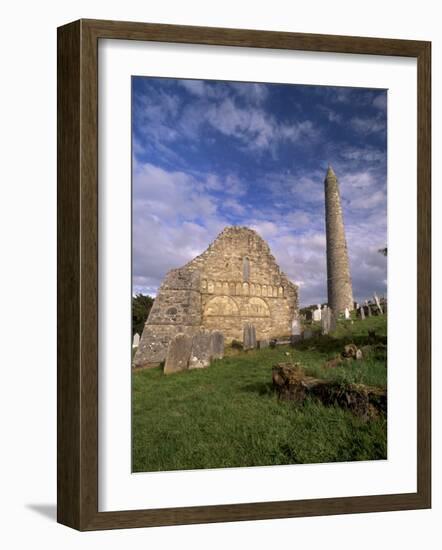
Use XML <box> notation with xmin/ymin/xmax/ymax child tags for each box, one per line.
<box><xmin>133</xmin><ymin>226</ymin><xmax>299</xmax><ymax>368</ymax></box>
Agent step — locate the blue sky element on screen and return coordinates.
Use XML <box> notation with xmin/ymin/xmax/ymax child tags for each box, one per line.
<box><xmin>132</xmin><ymin>77</ymin><xmax>387</xmax><ymax>307</ymax></box>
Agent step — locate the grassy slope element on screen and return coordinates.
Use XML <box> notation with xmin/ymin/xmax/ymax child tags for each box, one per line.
<box><xmin>132</xmin><ymin>316</ymin><xmax>387</xmax><ymax>472</ymax></box>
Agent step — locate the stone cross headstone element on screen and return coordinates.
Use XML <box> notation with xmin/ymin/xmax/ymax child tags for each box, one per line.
<box><xmin>373</xmin><ymin>292</ymin><xmax>383</xmax><ymax>314</ymax></box>
<box><xmin>189</xmin><ymin>330</ymin><xmax>212</xmax><ymax>370</ymax></box>
<box><xmin>132</xmin><ymin>332</ymin><xmax>140</xmax><ymax>348</ymax></box>
<box><xmin>312</xmin><ymin>304</ymin><xmax>322</xmax><ymax>322</ymax></box>
<box><xmin>210</xmin><ymin>330</ymin><xmax>224</xmax><ymax>360</ymax></box>
<box><xmin>359</xmin><ymin>305</ymin><xmax>365</xmax><ymax>320</ymax></box>
<box><xmin>243</xmin><ymin>323</ymin><xmax>257</xmax><ymax>350</ymax></box>
<box><xmin>164</xmin><ymin>333</ymin><xmax>193</xmax><ymax>375</ymax></box>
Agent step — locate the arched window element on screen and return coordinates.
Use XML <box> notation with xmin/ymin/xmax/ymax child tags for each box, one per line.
<box><xmin>242</xmin><ymin>256</ymin><xmax>250</xmax><ymax>282</ymax></box>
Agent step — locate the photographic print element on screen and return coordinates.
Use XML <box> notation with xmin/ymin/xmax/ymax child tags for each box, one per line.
<box><xmin>131</xmin><ymin>76</ymin><xmax>388</xmax><ymax>473</ymax></box>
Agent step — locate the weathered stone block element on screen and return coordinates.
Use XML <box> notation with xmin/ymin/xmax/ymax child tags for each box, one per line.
<box><xmin>243</xmin><ymin>323</ymin><xmax>257</xmax><ymax>350</ymax></box>
<box><xmin>188</xmin><ymin>330</ymin><xmax>212</xmax><ymax>370</ymax></box>
<box><xmin>163</xmin><ymin>333</ymin><xmax>193</xmax><ymax>375</ymax></box>
<box><xmin>210</xmin><ymin>330</ymin><xmax>224</xmax><ymax>360</ymax></box>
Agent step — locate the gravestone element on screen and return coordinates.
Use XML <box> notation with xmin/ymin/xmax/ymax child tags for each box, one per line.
<box><xmin>344</xmin><ymin>307</ymin><xmax>350</xmax><ymax>320</ymax></box>
<box><xmin>210</xmin><ymin>330</ymin><xmax>224</xmax><ymax>360</ymax></box>
<box><xmin>312</xmin><ymin>304</ymin><xmax>322</xmax><ymax>322</ymax></box>
<box><xmin>359</xmin><ymin>305</ymin><xmax>365</xmax><ymax>320</ymax></box>
<box><xmin>258</xmin><ymin>339</ymin><xmax>269</xmax><ymax>349</ymax></box>
<box><xmin>291</xmin><ymin>318</ymin><xmax>302</xmax><ymax>343</ymax></box>
<box><xmin>243</xmin><ymin>323</ymin><xmax>257</xmax><ymax>350</ymax></box>
<box><xmin>132</xmin><ymin>333</ymin><xmax>140</xmax><ymax>348</ymax></box>
<box><xmin>189</xmin><ymin>329</ymin><xmax>212</xmax><ymax>370</ymax></box>
<box><xmin>303</xmin><ymin>329</ymin><xmax>313</xmax><ymax>340</ymax></box>
<box><xmin>291</xmin><ymin>318</ymin><xmax>302</xmax><ymax>335</ymax></box>
<box><xmin>321</xmin><ymin>307</ymin><xmax>330</xmax><ymax>335</ymax></box>
<box><xmin>164</xmin><ymin>333</ymin><xmax>193</xmax><ymax>375</ymax></box>
<box><xmin>365</xmin><ymin>300</ymin><xmax>372</xmax><ymax>317</ymax></box>
<box><xmin>373</xmin><ymin>292</ymin><xmax>383</xmax><ymax>315</ymax></box>
<box><xmin>321</xmin><ymin>307</ymin><xmax>336</xmax><ymax>335</ymax></box>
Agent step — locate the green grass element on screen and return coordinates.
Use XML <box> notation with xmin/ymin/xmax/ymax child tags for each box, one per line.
<box><xmin>132</xmin><ymin>316</ymin><xmax>387</xmax><ymax>472</ymax></box>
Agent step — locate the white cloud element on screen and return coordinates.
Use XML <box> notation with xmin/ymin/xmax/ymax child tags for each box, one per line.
<box><xmin>350</xmin><ymin>115</ymin><xmax>386</xmax><ymax>134</ymax></box>
<box><xmin>373</xmin><ymin>92</ymin><xmax>387</xmax><ymax>110</ymax></box>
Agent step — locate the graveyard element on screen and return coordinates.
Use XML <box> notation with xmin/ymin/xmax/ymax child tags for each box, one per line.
<box><xmin>132</xmin><ymin>313</ymin><xmax>387</xmax><ymax>473</ymax></box>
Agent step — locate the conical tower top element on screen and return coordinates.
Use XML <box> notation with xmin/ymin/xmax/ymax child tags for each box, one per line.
<box><xmin>325</xmin><ymin>165</ymin><xmax>337</xmax><ymax>180</ymax></box>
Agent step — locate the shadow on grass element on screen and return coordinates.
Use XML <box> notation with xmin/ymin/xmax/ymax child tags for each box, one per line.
<box><xmin>241</xmin><ymin>381</ymin><xmax>274</xmax><ymax>396</ymax></box>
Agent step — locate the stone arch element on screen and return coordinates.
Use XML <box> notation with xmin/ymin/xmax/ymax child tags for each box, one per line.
<box><xmin>222</xmin><ymin>281</ymin><xmax>229</xmax><ymax>295</ymax></box>
<box><xmin>273</xmin><ymin>286</ymin><xmax>278</xmax><ymax>297</ymax></box>
<box><xmin>204</xmin><ymin>295</ymin><xmax>239</xmax><ymax>317</ymax></box>
<box><xmin>241</xmin><ymin>297</ymin><xmax>271</xmax><ymax>317</ymax></box>
<box><xmin>215</xmin><ymin>281</ymin><xmax>223</xmax><ymax>294</ymax></box>
<box><xmin>250</xmin><ymin>283</ymin><xmax>255</xmax><ymax>296</ymax></box>
<box><xmin>208</xmin><ymin>281</ymin><xmax>214</xmax><ymax>294</ymax></box>
<box><xmin>236</xmin><ymin>282</ymin><xmax>242</xmax><ymax>295</ymax></box>
<box><xmin>262</xmin><ymin>285</ymin><xmax>267</xmax><ymax>297</ymax></box>
<box><xmin>278</xmin><ymin>286</ymin><xmax>284</xmax><ymax>297</ymax></box>
<box><xmin>255</xmin><ymin>284</ymin><xmax>261</xmax><ymax>296</ymax></box>
<box><xmin>243</xmin><ymin>282</ymin><xmax>249</xmax><ymax>295</ymax></box>
<box><xmin>229</xmin><ymin>282</ymin><xmax>236</xmax><ymax>295</ymax></box>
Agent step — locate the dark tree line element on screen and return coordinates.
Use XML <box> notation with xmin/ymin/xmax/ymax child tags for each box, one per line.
<box><xmin>132</xmin><ymin>293</ymin><xmax>154</xmax><ymax>336</ymax></box>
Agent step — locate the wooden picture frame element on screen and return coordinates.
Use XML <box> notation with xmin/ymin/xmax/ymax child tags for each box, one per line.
<box><xmin>57</xmin><ymin>18</ymin><xmax>431</xmax><ymax>531</ymax></box>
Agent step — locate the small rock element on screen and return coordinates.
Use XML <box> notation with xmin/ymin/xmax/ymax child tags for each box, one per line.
<box><xmin>356</xmin><ymin>349</ymin><xmax>363</xmax><ymax>360</ymax></box>
<box><xmin>342</xmin><ymin>344</ymin><xmax>358</xmax><ymax>359</ymax></box>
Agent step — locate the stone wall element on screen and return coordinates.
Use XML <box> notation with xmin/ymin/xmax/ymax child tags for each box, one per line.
<box><xmin>133</xmin><ymin>226</ymin><xmax>298</xmax><ymax>368</ymax></box>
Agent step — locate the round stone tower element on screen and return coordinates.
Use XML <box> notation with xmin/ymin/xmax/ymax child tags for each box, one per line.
<box><xmin>324</xmin><ymin>166</ymin><xmax>354</xmax><ymax>313</ymax></box>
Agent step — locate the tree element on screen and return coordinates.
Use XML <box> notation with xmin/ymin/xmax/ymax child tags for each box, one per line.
<box><xmin>132</xmin><ymin>293</ymin><xmax>154</xmax><ymax>336</ymax></box>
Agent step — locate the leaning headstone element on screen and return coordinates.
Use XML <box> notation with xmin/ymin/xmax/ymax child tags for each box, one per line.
<box><xmin>210</xmin><ymin>330</ymin><xmax>224</xmax><ymax>360</ymax></box>
<box><xmin>258</xmin><ymin>339</ymin><xmax>269</xmax><ymax>349</ymax></box>
<box><xmin>164</xmin><ymin>333</ymin><xmax>193</xmax><ymax>375</ymax></box>
<box><xmin>312</xmin><ymin>304</ymin><xmax>322</xmax><ymax>322</ymax></box>
<box><xmin>189</xmin><ymin>330</ymin><xmax>212</xmax><ymax>370</ymax></box>
<box><xmin>373</xmin><ymin>292</ymin><xmax>383</xmax><ymax>315</ymax></box>
<box><xmin>132</xmin><ymin>332</ymin><xmax>140</xmax><ymax>348</ymax></box>
<box><xmin>359</xmin><ymin>305</ymin><xmax>365</xmax><ymax>320</ymax></box>
<box><xmin>243</xmin><ymin>323</ymin><xmax>257</xmax><ymax>350</ymax></box>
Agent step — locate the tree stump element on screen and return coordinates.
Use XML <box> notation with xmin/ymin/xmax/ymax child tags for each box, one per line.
<box><xmin>272</xmin><ymin>363</ymin><xmax>386</xmax><ymax>421</ymax></box>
